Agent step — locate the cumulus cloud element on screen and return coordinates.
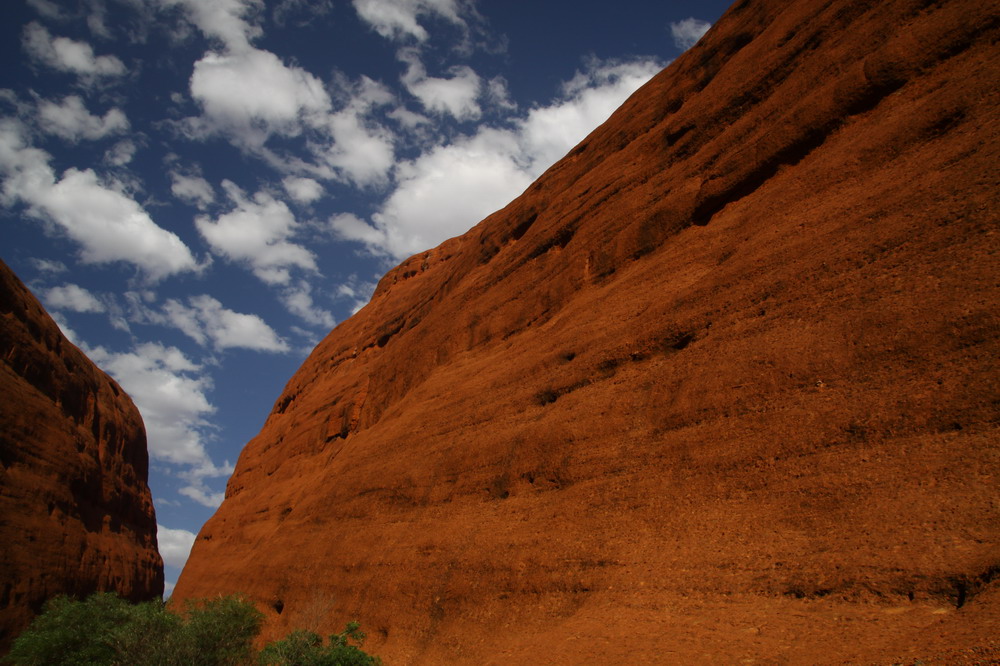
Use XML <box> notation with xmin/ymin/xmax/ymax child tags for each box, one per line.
<box><xmin>282</xmin><ymin>175</ymin><xmax>323</xmax><ymax>204</ymax></box>
<box><xmin>37</xmin><ymin>95</ymin><xmax>129</xmax><ymax>142</ymax></box>
<box><xmin>166</xmin><ymin>0</ymin><xmax>395</xmax><ymax>184</ymax></box>
<box><xmin>329</xmin><ymin>212</ymin><xmax>387</xmax><ymax>248</ymax></box>
<box><xmin>84</xmin><ymin>342</ymin><xmax>233</xmax><ymax>507</ymax></box>
<box><xmin>281</xmin><ymin>280</ymin><xmax>335</xmax><ymax>329</ymax></box>
<box><xmin>86</xmin><ymin>342</ymin><xmax>212</xmax><ymax>466</ymax></box>
<box><xmin>0</xmin><ymin>120</ymin><xmax>201</xmax><ymax>281</ymax></box>
<box><xmin>315</xmin><ymin>76</ymin><xmax>396</xmax><ymax>186</ymax></box>
<box><xmin>104</xmin><ymin>139</ymin><xmax>137</xmax><ymax>166</ymax></box>
<box><xmin>195</xmin><ymin>180</ymin><xmax>316</xmax><ymax>284</ymax></box>
<box><xmin>31</xmin><ymin>258</ymin><xmax>67</xmax><ymax>274</ymax></box>
<box><xmin>335</xmin><ymin>274</ymin><xmax>378</xmax><ymax>314</ymax></box>
<box><xmin>159</xmin><ymin>0</ymin><xmax>263</xmax><ymax>51</ymax></box>
<box><xmin>399</xmin><ymin>49</ymin><xmax>481</xmax><ymax>120</ymax></box>
<box><xmin>352</xmin><ymin>0</ymin><xmax>467</xmax><ymax>42</ymax></box>
<box><xmin>26</xmin><ymin>0</ymin><xmax>66</xmax><ymax>20</ymax></box>
<box><xmin>162</xmin><ymin>294</ymin><xmax>290</xmax><ymax>352</ymax></box>
<box><xmin>670</xmin><ymin>18</ymin><xmax>711</xmax><ymax>51</ymax></box>
<box><xmin>166</xmin><ymin>0</ymin><xmax>397</xmax><ymax>188</ymax></box>
<box><xmin>334</xmin><ymin>56</ymin><xmax>663</xmax><ymax>259</ymax></box>
<box><xmin>44</xmin><ymin>283</ymin><xmax>105</xmax><ymax>313</ymax></box>
<box><xmin>346</xmin><ymin>128</ymin><xmax>531</xmax><ymax>258</ymax></box>
<box><xmin>157</xmin><ymin>523</ymin><xmax>196</xmax><ymax>569</ymax></box>
<box><xmin>176</xmin><ymin>471</ymin><xmax>228</xmax><ymax>507</ymax></box>
<box><xmin>22</xmin><ymin>22</ymin><xmax>125</xmax><ymax>80</ymax></box>
<box><xmin>188</xmin><ymin>47</ymin><xmax>330</xmax><ymax>148</ymax></box>
<box><xmin>517</xmin><ymin>57</ymin><xmax>663</xmax><ymax>174</ymax></box>
<box><xmin>170</xmin><ymin>171</ymin><xmax>215</xmax><ymax>209</ymax></box>
<box><xmin>387</xmin><ymin>105</ymin><xmax>429</xmax><ymax>129</ymax></box>
<box><xmin>485</xmin><ymin>76</ymin><xmax>516</xmax><ymax>111</ymax></box>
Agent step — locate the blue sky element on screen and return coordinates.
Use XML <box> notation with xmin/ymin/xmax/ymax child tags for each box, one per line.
<box><xmin>0</xmin><ymin>0</ymin><xmax>730</xmax><ymax>595</ymax></box>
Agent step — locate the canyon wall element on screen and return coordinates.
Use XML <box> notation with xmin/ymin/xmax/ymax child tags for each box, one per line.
<box><xmin>0</xmin><ymin>259</ymin><xmax>163</xmax><ymax>652</ymax></box>
<box><xmin>174</xmin><ymin>0</ymin><xmax>1000</xmax><ymax>662</ymax></box>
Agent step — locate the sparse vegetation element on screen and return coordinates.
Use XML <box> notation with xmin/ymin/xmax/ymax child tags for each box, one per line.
<box><xmin>4</xmin><ymin>593</ymin><xmax>381</xmax><ymax>666</ymax></box>
<box><xmin>259</xmin><ymin>623</ymin><xmax>380</xmax><ymax>666</ymax></box>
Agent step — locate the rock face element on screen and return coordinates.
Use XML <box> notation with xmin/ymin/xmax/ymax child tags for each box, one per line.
<box><xmin>174</xmin><ymin>0</ymin><xmax>999</xmax><ymax>662</ymax></box>
<box><xmin>0</xmin><ymin>259</ymin><xmax>163</xmax><ymax>652</ymax></box>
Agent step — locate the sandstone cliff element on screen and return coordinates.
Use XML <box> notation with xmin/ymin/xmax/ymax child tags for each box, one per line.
<box><xmin>0</xmin><ymin>259</ymin><xmax>163</xmax><ymax>652</ymax></box>
<box><xmin>174</xmin><ymin>0</ymin><xmax>1000</xmax><ymax>662</ymax></box>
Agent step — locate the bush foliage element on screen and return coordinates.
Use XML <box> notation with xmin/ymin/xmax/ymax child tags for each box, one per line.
<box><xmin>4</xmin><ymin>593</ymin><xmax>380</xmax><ymax>666</ymax></box>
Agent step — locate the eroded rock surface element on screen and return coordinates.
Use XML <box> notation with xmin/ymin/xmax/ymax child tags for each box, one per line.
<box><xmin>0</xmin><ymin>259</ymin><xmax>163</xmax><ymax>652</ymax></box>
<box><xmin>174</xmin><ymin>0</ymin><xmax>999</xmax><ymax>662</ymax></box>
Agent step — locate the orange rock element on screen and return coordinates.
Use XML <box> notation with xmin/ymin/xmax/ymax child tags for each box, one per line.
<box><xmin>174</xmin><ymin>0</ymin><xmax>1000</xmax><ymax>662</ymax></box>
<box><xmin>0</xmin><ymin>259</ymin><xmax>163</xmax><ymax>653</ymax></box>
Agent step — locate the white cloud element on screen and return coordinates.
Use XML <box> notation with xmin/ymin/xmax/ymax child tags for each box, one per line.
<box><xmin>22</xmin><ymin>22</ymin><xmax>126</xmax><ymax>79</ymax></box>
<box><xmin>31</xmin><ymin>257</ymin><xmax>67</xmax><ymax>274</ymax></box>
<box><xmin>281</xmin><ymin>280</ymin><xmax>335</xmax><ymax>328</ymax></box>
<box><xmin>485</xmin><ymin>76</ymin><xmax>516</xmax><ymax>111</ymax></box>
<box><xmin>162</xmin><ymin>294</ymin><xmax>290</xmax><ymax>352</ymax></box>
<box><xmin>159</xmin><ymin>0</ymin><xmax>263</xmax><ymax>51</ymax></box>
<box><xmin>26</xmin><ymin>0</ymin><xmax>66</xmax><ymax>20</ymax></box>
<box><xmin>86</xmin><ymin>2</ymin><xmax>112</xmax><ymax>40</ymax></box>
<box><xmin>400</xmin><ymin>48</ymin><xmax>481</xmax><ymax>120</ymax></box>
<box><xmin>84</xmin><ymin>341</ymin><xmax>234</xmax><ymax>507</ymax></box>
<box><xmin>189</xmin><ymin>47</ymin><xmax>330</xmax><ymax>148</ymax></box>
<box><xmin>321</xmin><ymin>110</ymin><xmax>396</xmax><ymax>187</ymax></box>
<box><xmin>517</xmin><ymin>57</ymin><xmax>663</xmax><ymax>175</ymax></box>
<box><xmin>335</xmin><ymin>275</ymin><xmax>377</xmax><ymax>314</ymax></box>
<box><xmin>335</xmin><ymin>56</ymin><xmax>663</xmax><ymax>259</ymax></box>
<box><xmin>35</xmin><ymin>168</ymin><xmax>197</xmax><ymax>278</ymax></box>
<box><xmin>195</xmin><ymin>180</ymin><xmax>316</xmax><ymax>284</ymax></box>
<box><xmin>170</xmin><ymin>171</ymin><xmax>215</xmax><ymax>209</ymax></box>
<box><xmin>359</xmin><ymin>128</ymin><xmax>531</xmax><ymax>258</ymax></box>
<box><xmin>86</xmin><ymin>342</ymin><xmax>209</xmax><ymax>462</ymax></box>
<box><xmin>173</xmin><ymin>16</ymin><xmax>395</xmax><ymax>187</ymax></box>
<box><xmin>105</xmin><ymin>139</ymin><xmax>137</xmax><ymax>166</ymax></box>
<box><xmin>0</xmin><ymin>120</ymin><xmax>201</xmax><ymax>281</ymax></box>
<box><xmin>351</xmin><ymin>0</ymin><xmax>466</xmax><ymax>42</ymax></box>
<box><xmin>177</xmin><ymin>481</ymin><xmax>225</xmax><ymax>508</ymax></box>
<box><xmin>329</xmin><ymin>212</ymin><xmax>387</xmax><ymax>248</ymax></box>
<box><xmin>670</xmin><ymin>18</ymin><xmax>711</xmax><ymax>51</ymax></box>
<box><xmin>157</xmin><ymin>524</ymin><xmax>196</xmax><ymax>569</ymax></box>
<box><xmin>315</xmin><ymin>76</ymin><xmax>396</xmax><ymax>186</ymax></box>
<box><xmin>44</xmin><ymin>283</ymin><xmax>105</xmax><ymax>313</ymax></box>
<box><xmin>50</xmin><ymin>311</ymin><xmax>81</xmax><ymax>345</ymax></box>
<box><xmin>282</xmin><ymin>175</ymin><xmax>323</xmax><ymax>204</ymax></box>
<box><xmin>387</xmin><ymin>105</ymin><xmax>428</xmax><ymax>128</ymax></box>
<box><xmin>37</xmin><ymin>95</ymin><xmax>129</xmax><ymax>142</ymax></box>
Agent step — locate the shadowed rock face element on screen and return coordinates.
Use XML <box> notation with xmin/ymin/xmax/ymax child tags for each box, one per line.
<box><xmin>173</xmin><ymin>0</ymin><xmax>1000</xmax><ymax>662</ymax></box>
<box><xmin>0</xmin><ymin>259</ymin><xmax>163</xmax><ymax>652</ymax></box>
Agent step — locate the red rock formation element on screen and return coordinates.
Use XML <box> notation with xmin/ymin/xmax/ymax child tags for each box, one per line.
<box><xmin>174</xmin><ymin>0</ymin><xmax>1000</xmax><ymax>662</ymax></box>
<box><xmin>0</xmin><ymin>259</ymin><xmax>163</xmax><ymax>652</ymax></box>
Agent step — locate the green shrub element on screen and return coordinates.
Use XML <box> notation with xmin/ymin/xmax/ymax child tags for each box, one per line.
<box><xmin>165</xmin><ymin>595</ymin><xmax>264</xmax><ymax>666</ymax></box>
<box><xmin>259</xmin><ymin>622</ymin><xmax>381</xmax><ymax>666</ymax></box>
<box><xmin>5</xmin><ymin>593</ymin><xmax>138</xmax><ymax>666</ymax></box>
<box><xmin>5</xmin><ymin>593</ymin><xmax>379</xmax><ymax>666</ymax></box>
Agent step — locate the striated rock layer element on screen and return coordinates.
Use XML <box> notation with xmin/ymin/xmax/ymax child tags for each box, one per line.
<box><xmin>174</xmin><ymin>0</ymin><xmax>1000</xmax><ymax>662</ymax></box>
<box><xmin>0</xmin><ymin>259</ymin><xmax>163</xmax><ymax>652</ymax></box>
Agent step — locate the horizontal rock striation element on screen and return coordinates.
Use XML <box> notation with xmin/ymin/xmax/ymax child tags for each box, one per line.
<box><xmin>0</xmin><ymin>259</ymin><xmax>163</xmax><ymax>653</ymax></box>
<box><xmin>174</xmin><ymin>0</ymin><xmax>1000</xmax><ymax>662</ymax></box>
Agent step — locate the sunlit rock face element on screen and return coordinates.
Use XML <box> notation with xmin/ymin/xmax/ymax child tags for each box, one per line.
<box><xmin>0</xmin><ymin>259</ymin><xmax>163</xmax><ymax>653</ymax></box>
<box><xmin>173</xmin><ymin>0</ymin><xmax>1000</xmax><ymax>662</ymax></box>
